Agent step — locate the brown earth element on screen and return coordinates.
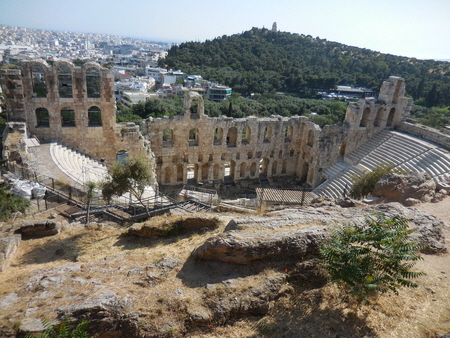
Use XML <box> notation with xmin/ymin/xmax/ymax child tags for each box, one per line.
<box><xmin>0</xmin><ymin>199</ymin><xmax>449</xmax><ymax>338</ymax></box>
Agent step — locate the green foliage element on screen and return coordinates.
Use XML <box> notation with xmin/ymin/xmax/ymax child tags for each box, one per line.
<box><xmin>349</xmin><ymin>163</ymin><xmax>404</xmax><ymax>200</ymax></box>
<box><xmin>320</xmin><ymin>214</ymin><xmax>424</xmax><ymax>303</ymax></box>
<box><xmin>410</xmin><ymin>104</ymin><xmax>450</xmax><ymax>129</ymax></box>
<box><xmin>25</xmin><ymin>317</ymin><xmax>93</xmax><ymax>338</ymax></box>
<box><xmin>0</xmin><ymin>182</ymin><xmax>31</xmax><ymax>221</ymax></box>
<box><xmin>118</xmin><ymin>93</ymin><xmax>348</xmax><ymax>125</ymax></box>
<box><xmin>100</xmin><ymin>156</ymin><xmax>154</xmax><ymax>208</ymax></box>
<box><xmin>160</xmin><ymin>27</ymin><xmax>450</xmax><ymax>105</ymax></box>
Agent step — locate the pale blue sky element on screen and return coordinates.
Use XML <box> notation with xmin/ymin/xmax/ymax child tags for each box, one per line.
<box><xmin>0</xmin><ymin>0</ymin><xmax>449</xmax><ymax>60</ymax></box>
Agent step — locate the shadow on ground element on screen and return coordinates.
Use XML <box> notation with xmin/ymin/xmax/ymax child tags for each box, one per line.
<box><xmin>18</xmin><ymin>234</ymin><xmax>84</xmax><ymax>264</ymax></box>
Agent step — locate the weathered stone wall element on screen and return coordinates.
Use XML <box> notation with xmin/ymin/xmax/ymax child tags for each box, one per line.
<box><xmin>143</xmin><ymin>92</ymin><xmax>322</xmax><ymax>186</ymax></box>
<box><xmin>398</xmin><ymin>121</ymin><xmax>450</xmax><ymax>150</ymax></box>
<box><xmin>1</xmin><ymin>64</ymin><xmax>411</xmax><ymax>189</ymax></box>
<box><xmin>145</xmin><ymin>76</ymin><xmax>411</xmax><ymax>187</ymax></box>
<box><xmin>0</xmin><ymin>61</ymin><xmax>152</xmax><ymax>167</ymax></box>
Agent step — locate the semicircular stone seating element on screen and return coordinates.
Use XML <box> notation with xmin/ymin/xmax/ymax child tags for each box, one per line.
<box><xmin>313</xmin><ymin>130</ymin><xmax>450</xmax><ymax>199</ymax></box>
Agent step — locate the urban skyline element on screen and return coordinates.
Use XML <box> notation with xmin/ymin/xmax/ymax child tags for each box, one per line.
<box><xmin>0</xmin><ymin>0</ymin><xmax>449</xmax><ymax>60</ymax></box>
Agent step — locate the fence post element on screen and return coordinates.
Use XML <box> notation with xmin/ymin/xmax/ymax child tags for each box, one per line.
<box><xmin>301</xmin><ymin>187</ymin><xmax>306</xmax><ymax>206</ymax></box>
<box><xmin>68</xmin><ymin>186</ymin><xmax>72</xmax><ymax>203</ymax></box>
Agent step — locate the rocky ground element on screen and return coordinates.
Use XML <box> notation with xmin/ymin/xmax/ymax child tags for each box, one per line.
<box><xmin>0</xmin><ymin>197</ymin><xmax>449</xmax><ymax>338</ymax></box>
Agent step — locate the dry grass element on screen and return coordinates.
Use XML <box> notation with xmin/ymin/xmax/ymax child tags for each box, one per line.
<box><xmin>1</xmin><ymin>201</ymin><xmax>450</xmax><ymax>337</ymax></box>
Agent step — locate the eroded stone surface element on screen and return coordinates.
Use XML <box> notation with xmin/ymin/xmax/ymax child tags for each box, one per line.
<box><xmin>194</xmin><ymin>203</ymin><xmax>447</xmax><ymax>263</ymax></box>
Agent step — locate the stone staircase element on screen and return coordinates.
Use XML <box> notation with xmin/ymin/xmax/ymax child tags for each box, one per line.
<box><xmin>313</xmin><ymin>130</ymin><xmax>450</xmax><ymax>199</ymax></box>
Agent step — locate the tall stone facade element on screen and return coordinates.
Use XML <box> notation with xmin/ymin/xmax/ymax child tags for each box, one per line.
<box><xmin>145</xmin><ymin>77</ymin><xmax>411</xmax><ymax>187</ymax></box>
<box><xmin>0</xmin><ymin>60</ymin><xmax>411</xmax><ymax>189</ymax></box>
<box><xmin>0</xmin><ymin>61</ymin><xmax>152</xmax><ymax>165</ymax></box>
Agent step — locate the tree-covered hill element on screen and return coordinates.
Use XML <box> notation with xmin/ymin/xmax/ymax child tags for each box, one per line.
<box><xmin>160</xmin><ymin>27</ymin><xmax>450</xmax><ymax>106</ymax></box>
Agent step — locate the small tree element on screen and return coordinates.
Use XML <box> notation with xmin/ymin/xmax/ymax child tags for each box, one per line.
<box><xmin>100</xmin><ymin>156</ymin><xmax>154</xmax><ymax>212</ymax></box>
<box><xmin>349</xmin><ymin>163</ymin><xmax>406</xmax><ymax>200</ymax></box>
<box><xmin>0</xmin><ymin>182</ymin><xmax>31</xmax><ymax>221</ymax></box>
<box><xmin>320</xmin><ymin>214</ymin><xmax>424</xmax><ymax>303</ymax></box>
<box><xmin>85</xmin><ymin>181</ymin><xmax>96</xmax><ymax>224</ymax></box>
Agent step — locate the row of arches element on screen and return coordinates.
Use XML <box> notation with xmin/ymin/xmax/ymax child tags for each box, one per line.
<box><xmin>360</xmin><ymin>107</ymin><xmax>396</xmax><ymax>128</ymax></box>
<box><xmin>162</xmin><ymin>158</ymin><xmax>293</xmax><ymax>183</ymax></box>
<box><xmin>35</xmin><ymin>106</ymin><xmax>102</xmax><ymax>127</ymax></box>
<box><xmin>162</xmin><ymin>125</ymin><xmax>294</xmax><ymax>147</ymax></box>
<box><xmin>30</xmin><ymin>63</ymin><xmax>100</xmax><ymax>99</ymax></box>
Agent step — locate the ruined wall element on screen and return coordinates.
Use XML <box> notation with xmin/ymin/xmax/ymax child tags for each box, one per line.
<box><xmin>398</xmin><ymin>121</ymin><xmax>450</xmax><ymax>150</ymax></box>
<box><xmin>340</xmin><ymin>76</ymin><xmax>412</xmax><ymax>159</ymax></box>
<box><xmin>0</xmin><ymin>61</ymin><xmax>152</xmax><ymax>166</ymax></box>
<box><xmin>1</xmin><ymin>64</ymin><xmax>411</xmax><ymax>189</ymax></box>
<box><xmin>145</xmin><ymin>76</ymin><xmax>412</xmax><ymax>187</ymax></box>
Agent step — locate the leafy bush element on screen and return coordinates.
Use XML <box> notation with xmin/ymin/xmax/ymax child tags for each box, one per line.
<box><xmin>0</xmin><ymin>182</ymin><xmax>31</xmax><ymax>220</ymax></box>
<box><xmin>25</xmin><ymin>317</ymin><xmax>93</xmax><ymax>338</ymax></box>
<box><xmin>320</xmin><ymin>214</ymin><xmax>424</xmax><ymax>303</ymax></box>
<box><xmin>349</xmin><ymin>163</ymin><xmax>406</xmax><ymax>200</ymax></box>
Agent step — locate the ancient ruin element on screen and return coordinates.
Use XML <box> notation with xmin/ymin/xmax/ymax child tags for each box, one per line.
<box><xmin>0</xmin><ymin>60</ymin><xmax>413</xmax><ymax>191</ymax></box>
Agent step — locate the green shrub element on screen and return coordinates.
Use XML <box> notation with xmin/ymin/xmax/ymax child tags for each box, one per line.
<box><xmin>349</xmin><ymin>163</ymin><xmax>406</xmax><ymax>200</ymax></box>
<box><xmin>25</xmin><ymin>317</ymin><xmax>94</xmax><ymax>338</ymax></box>
<box><xmin>320</xmin><ymin>214</ymin><xmax>424</xmax><ymax>303</ymax></box>
<box><xmin>0</xmin><ymin>182</ymin><xmax>31</xmax><ymax>221</ymax></box>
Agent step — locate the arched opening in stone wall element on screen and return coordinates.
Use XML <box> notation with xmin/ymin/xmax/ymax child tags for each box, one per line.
<box><xmin>307</xmin><ymin>130</ymin><xmax>314</xmax><ymax>146</ymax></box>
<box><xmin>301</xmin><ymin>162</ymin><xmax>309</xmax><ymax>183</ymax></box>
<box><xmin>164</xmin><ymin>167</ymin><xmax>172</xmax><ymax>183</ymax></box>
<box><xmin>31</xmin><ymin>64</ymin><xmax>47</xmax><ymax>97</ymax></box>
<box><xmin>250</xmin><ymin>162</ymin><xmax>257</xmax><ymax>177</ymax></box>
<box><xmin>240</xmin><ymin>162</ymin><xmax>247</xmax><ymax>178</ymax></box>
<box><xmin>177</xmin><ymin>165</ymin><xmax>184</xmax><ymax>182</ymax></box>
<box><xmin>88</xmin><ymin>106</ymin><xmax>102</xmax><ymax>126</ymax></box>
<box><xmin>213</xmin><ymin>164</ymin><xmax>220</xmax><ymax>179</ymax></box>
<box><xmin>339</xmin><ymin>141</ymin><xmax>347</xmax><ymax>160</ymax></box>
<box><xmin>282</xmin><ymin>159</ymin><xmax>288</xmax><ymax>174</ymax></box>
<box><xmin>188</xmin><ymin>128</ymin><xmax>198</xmax><ymax>146</ymax></box>
<box><xmin>223</xmin><ymin>161</ymin><xmax>235</xmax><ymax>181</ymax></box>
<box><xmin>8</xmin><ymin>151</ymin><xmax>22</xmax><ymax>164</ymax></box>
<box><xmin>61</xmin><ymin>107</ymin><xmax>76</xmax><ymax>127</ymax></box>
<box><xmin>285</xmin><ymin>126</ymin><xmax>293</xmax><ymax>142</ymax></box>
<box><xmin>86</xmin><ymin>67</ymin><xmax>100</xmax><ymax>98</ymax></box>
<box><xmin>35</xmin><ymin>108</ymin><xmax>49</xmax><ymax>127</ymax></box>
<box><xmin>57</xmin><ymin>64</ymin><xmax>73</xmax><ymax>98</ymax></box>
<box><xmin>387</xmin><ymin>108</ymin><xmax>395</xmax><ymax>127</ymax></box>
<box><xmin>163</xmin><ymin>128</ymin><xmax>173</xmax><ymax>147</ymax></box>
<box><xmin>188</xmin><ymin>97</ymin><xmax>203</xmax><ymax>119</ymax></box>
<box><xmin>272</xmin><ymin>160</ymin><xmax>278</xmax><ymax>175</ymax></box>
<box><xmin>227</xmin><ymin>127</ymin><xmax>237</xmax><ymax>147</ymax></box>
<box><xmin>260</xmin><ymin>158</ymin><xmax>269</xmax><ymax>177</ymax></box>
<box><xmin>374</xmin><ymin>107</ymin><xmax>384</xmax><ymax>127</ymax></box>
<box><xmin>187</xmin><ymin>164</ymin><xmax>195</xmax><ymax>180</ymax></box>
<box><xmin>242</xmin><ymin>127</ymin><xmax>251</xmax><ymax>145</ymax></box>
<box><xmin>360</xmin><ymin>107</ymin><xmax>371</xmax><ymax>127</ymax></box>
<box><xmin>263</xmin><ymin>126</ymin><xmax>272</xmax><ymax>143</ymax></box>
<box><xmin>202</xmin><ymin>163</ymin><xmax>209</xmax><ymax>181</ymax></box>
<box><xmin>213</xmin><ymin>128</ymin><xmax>223</xmax><ymax>145</ymax></box>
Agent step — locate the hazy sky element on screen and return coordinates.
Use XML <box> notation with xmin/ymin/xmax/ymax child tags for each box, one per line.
<box><xmin>1</xmin><ymin>0</ymin><xmax>449</xmax><ymax>60</ymax></box>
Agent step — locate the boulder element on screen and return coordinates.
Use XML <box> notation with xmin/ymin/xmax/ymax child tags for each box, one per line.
<box><xmin>373</xmin><ymin>172</ymin><xmax>436</xmax><ymax>203</ymax></box>
<box><xmin>127</xmin><ymin>216</ymin><xmax>220</xmax><ymax>238</ymax></box>
<box><xmin>194</xmin><ymin>203</ymin><xmax>447</xmax><ymax>264</ymax></box>
<box><xmin>0</xmin><ymin>235</ymin><xmax>21</xmax><ymax>272</ymax></box>
<box><xmin>15</xmin><ymin>220</ymin><xmax>61</xmax><ymax>238</ymax></box>
<box><xmin>192</xmin><ymin>226</ymin><xmax>330</xmax><ymax>264</ymax></box>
